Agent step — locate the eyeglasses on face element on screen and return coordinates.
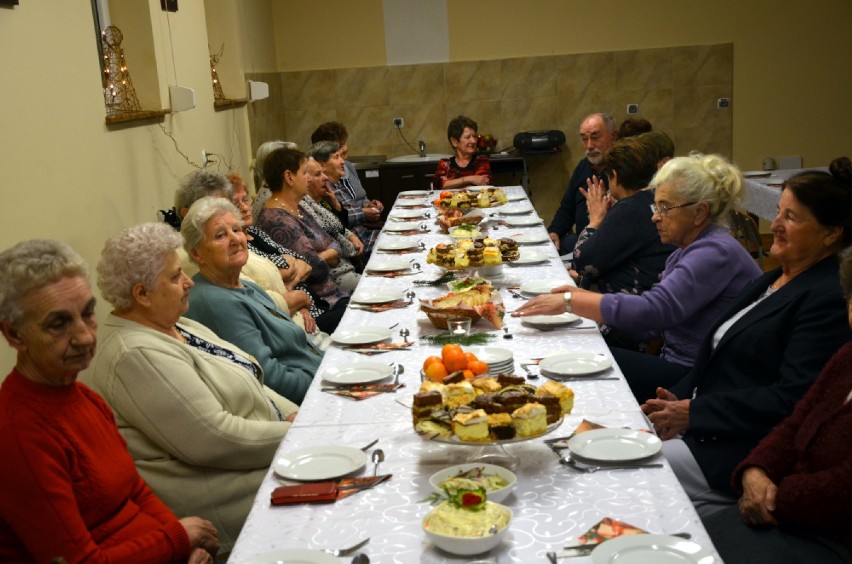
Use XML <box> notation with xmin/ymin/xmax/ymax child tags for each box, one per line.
<box><xmin>650</xmin><ymin>201</ymin><xmax>697</xmax><ymax>217</ymax></box>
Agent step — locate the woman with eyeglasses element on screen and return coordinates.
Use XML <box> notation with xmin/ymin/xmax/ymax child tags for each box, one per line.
<box><xmin>514</xmin><ymin>153</ymin><xmax>762</xmax><ymax>401</ymax></box>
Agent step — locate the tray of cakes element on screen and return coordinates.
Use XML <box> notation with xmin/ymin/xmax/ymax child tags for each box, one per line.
<box><xmin>412</xmin><ymin>373</ymin><xmax>574</xmax><ymax>444</ymax></box>
<box><xmin>432</xmin><ymin>188</ymin><xmax>509</xmax><ymax>210</ymax></box>
<box><xmin>426</xmin><ymin>237</ymin><xmax>520</xmax><ymax>270</ymax></box>
<box><xmin>419</xmin><ymin>279</ymin><xmax>505</xmax><ymax>329</ymax></box>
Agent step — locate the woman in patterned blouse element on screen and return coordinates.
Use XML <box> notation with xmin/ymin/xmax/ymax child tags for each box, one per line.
<box><xmin>432</xmin><ymin>115</ymin><xmax>492</xmax><ymax>190</ymax></box>
<box><xmin>256</xmin><ymin>147</ymin><xmax>350</xmax><ymax>332</ymax></box>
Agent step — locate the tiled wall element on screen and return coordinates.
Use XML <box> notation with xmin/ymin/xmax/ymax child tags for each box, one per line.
<box><xmin>247</xmin><ymin>43</ymin><xmax>731</xmax><ymax>216</ymax></box>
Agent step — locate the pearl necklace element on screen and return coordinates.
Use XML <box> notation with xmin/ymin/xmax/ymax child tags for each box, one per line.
<box><xmin>272</xmin><ymin>196</ymin><xmax>302</xmax><ymax>218</ymax></box>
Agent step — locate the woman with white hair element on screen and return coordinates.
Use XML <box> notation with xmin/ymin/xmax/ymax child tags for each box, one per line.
<box><xmin>182</xmin><ymin>197</ymin><xmax>322</xmax><ymax>404</ymax></box>
<box><xmin>0</xmin><ymin>239</ymin><xmax>218</xmax><ymax>562</ymax></box>
<box><xmin>90</xmin><ymin>222</ymin><xmax>297</xmax><ymax>554</ymax></box>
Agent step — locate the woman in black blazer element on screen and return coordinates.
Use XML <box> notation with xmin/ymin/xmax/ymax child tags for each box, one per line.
<box><xmin>643</xmin><ymin>158</ymin><xmax>852</xmax><ymax>516</ymax></box>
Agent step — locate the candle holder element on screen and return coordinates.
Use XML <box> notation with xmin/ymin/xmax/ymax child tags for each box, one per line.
<box><xmin>447</xmin><ymin>317</ymin><xmax>471</xmax><ymax>337</ymax></box>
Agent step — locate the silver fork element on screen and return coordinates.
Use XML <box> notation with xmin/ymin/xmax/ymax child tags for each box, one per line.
<box><xmin>560</xmin><ymin>457</ymin><xmax>663</xmax><ymax>473</ymax></box>
<box><xmin>323</xmin><ymin>538</ymin><xmax>370</xmax><ymax>557</ymax></box>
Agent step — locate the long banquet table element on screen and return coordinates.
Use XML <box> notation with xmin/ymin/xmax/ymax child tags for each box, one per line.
<box><xmin>741</xmin><ymin>167</ymin><xmax>828</xmax><ymax>220</ymax></box>
<box><xmin>228</xmin><ymin>186</ymin><xmax>720</xmax><ymax>563</ymax></box>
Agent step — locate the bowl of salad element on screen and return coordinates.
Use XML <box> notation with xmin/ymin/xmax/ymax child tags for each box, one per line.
<box><xmin>429</xmin><ymin>463</ymin><xmax>517</xmax><ymax>504</ymax></box>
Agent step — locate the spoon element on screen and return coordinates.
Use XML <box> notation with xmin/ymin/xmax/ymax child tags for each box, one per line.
<box><xmin>399</xmin><ymin>327</ymin><xmax>410</xmax><ymax>340</ymax></box>
<box><xmin>520</xmin><ymin>363</ymin><xmax>538</xmax><ymax>379</ymax></box>
<box><xmin>405</xmin><ymin>290</ymin><xmax>416</xmax><ymax>304</ymax></box>
<box><xmin>393</xmin><ymin>364</ymin><xmax>404</xmax><ymax>385</ymax></box>
<box><xmin>371</xmin><ymin>449</ymin><xmax>384</xmax><ymax>476</ymax></box>
<box><xmin>351</xmin><ymin>554</ymin><xmax>370</xmax><ymax>564</ymax></box>
<box><xmin>502</xmin><ymin>326</ymin><xmax>513</xmax><ymax>339</ymax></box>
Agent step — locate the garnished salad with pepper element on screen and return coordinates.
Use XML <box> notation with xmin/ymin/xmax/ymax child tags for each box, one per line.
<box><xmin>422</xmin><ymin>482</ymin><xmax>510</xmax><ymax>537</ymax></box>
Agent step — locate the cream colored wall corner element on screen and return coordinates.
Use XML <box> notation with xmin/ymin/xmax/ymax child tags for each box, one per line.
<box><xmin>0</xmin><ymin>0</ymin><xmax>274</xmax><ymax>377</ymax></box>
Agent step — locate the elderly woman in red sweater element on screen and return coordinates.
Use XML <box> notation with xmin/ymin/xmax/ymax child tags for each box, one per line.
<box><xmin>0</xmin><ymin>239</ymin><xmax>218</xmax><ymax>563</ymax></box>
<box><xmin>702</xmin><ymin>246</ymin><xmax>852</xmax><ymax>563</ymax></box>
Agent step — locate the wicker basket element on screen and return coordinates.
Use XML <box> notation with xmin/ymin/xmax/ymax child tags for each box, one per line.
<box><xmin>421</xmin><ymin>306</ymin><xmax>482</xmax><ymax>329</ymax></box>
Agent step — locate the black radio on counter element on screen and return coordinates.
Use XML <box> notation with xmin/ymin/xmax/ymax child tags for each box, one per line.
<box><xmin>512</xmin><ymin>130</ymin><xmax>566</xmax><ymax>154</ymax></box>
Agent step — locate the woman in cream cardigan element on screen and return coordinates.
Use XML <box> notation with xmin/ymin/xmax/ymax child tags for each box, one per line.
<box><xmin>88</xmin><ymin>222</ymin><xmax>297</xmax><ymax>554</ymax></box>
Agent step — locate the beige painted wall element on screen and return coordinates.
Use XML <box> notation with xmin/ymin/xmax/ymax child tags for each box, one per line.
<box><xmin>274</xmin><ymin>0</ymin><xmax>851</xmax><ymax>169</ymax></box>
<box><xmin>0</xmin><ymin>0</ymin><xmax>276</xmax><ymax>373</ymax></box>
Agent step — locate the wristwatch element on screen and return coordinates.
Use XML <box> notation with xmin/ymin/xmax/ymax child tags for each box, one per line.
<box><xmin>563</xmin><ymin>292</ymin><xmax>573</xmax><ymax>313</ymax></box>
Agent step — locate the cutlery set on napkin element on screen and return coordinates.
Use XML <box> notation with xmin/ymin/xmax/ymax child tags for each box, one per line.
<box><xmin>271</xmin><ymin>474</ymin><xmax>392</xmax><ymax>505</ymax></box>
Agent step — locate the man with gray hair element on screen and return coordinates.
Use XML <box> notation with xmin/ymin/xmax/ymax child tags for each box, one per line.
<box><xmin>548</xmin><ymin>113</ymin><xmax>617</xmax><ymax>254</ymax></box>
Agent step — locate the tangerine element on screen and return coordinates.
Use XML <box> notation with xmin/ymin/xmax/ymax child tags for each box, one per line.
<box><xmin>422</xmin><ymin>355</ymin><xmax>443</xmax><ymax>372</ymax></box>
<box><xmin>462</xmin><ymin>370</ymin><xmax>475</xmax><ymax>380</ymax></box>
<box><xmin>441</xmin><ymin>344</ymin><xmax>467</xmax><ymax>372</ymax></box>
<box><xmin>468</xmin><ymin>360</ymin><xmax>489</xmax><ymax>376</ymax></box>
<box><xmin>464</xmin><ymin>352</ymin><xmax>479</xmax><ymax>364</ymax></box>
<box><xmin>424</xmin><ymin>362</ymin><xmax>448</xmax><ymax>382</ymax></box>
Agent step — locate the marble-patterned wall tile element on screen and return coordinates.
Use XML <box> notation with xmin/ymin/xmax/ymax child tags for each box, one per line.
<box><xmin>673</xmin><ymin>84</ymin><xmax>732</xmax><ymax>129</ymax></box>
<box><xmin>501</xmin><ymin>56</ymin><xmax>559</xmax><ymax>99</ymax></box>
<box><xmin>444</xmin><ymin>60</ymin><xmax>502</xmax><ymax>102</ymax></box>
<box><xmin>389</xmin><ymin>102</ymin><xmax>446</xmax><ymax>157</ymax></box>
<box><xmin>387</xmin><ymin>64</ymin><xmax>445</xmax><ymax>105</ymax></box>
<box><xmin>615</xmin><ymin>88</ymin><xmax>674</xmax><ymax>129</ymax></box>
<box><xmin>499</xmin><ymin>96</ymin><xmax>560</xmax><ymax>150</ymax></box>
<box><xmin>556</xmin><ymin>52</ymin><xmax>617</xmax><ymax>98</ymax></box>
<box><xmin>338</xmin><ymin>106</ymin><xmax>396</xmax><ymax>153</ymax></box>
<box><xmin>673</xmin><ymin>43</ymin><xmax>733</xmax><ymax>87</ymax></box>
<box><xmin>282</xmin><ymin>109</ymin><xmax>339</xmax><ymax>149</ymax></box>
<box><xmin>615</xmin><ymin>47</ymin><xmax>674</xmax><ymax>91</ymax></box>
<box><xmin>280</xmin><ymin>70</ymin><xmax>335</xmax><ymax>110</ymax></box>
<box><xmin>670</xmin><ymin>126</ymin><xmax>732</xmax><ymax>159</ymax></box>
<box><xmin>335</xmin><ymin>67</ymin><xmax>390</xmax><ymax>108</ymax></box>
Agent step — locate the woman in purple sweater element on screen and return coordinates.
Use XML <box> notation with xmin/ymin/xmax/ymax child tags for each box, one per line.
<box><xmin>514</xmin><ymin>153</ymin><xmax>762</xmax><ymax>401</ymax></box>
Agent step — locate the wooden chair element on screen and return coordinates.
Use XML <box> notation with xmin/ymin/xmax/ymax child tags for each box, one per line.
<box><xmin>729</xmin><ymin>210</ymin><xmax>764</xmax><ymax>269</ymax></box>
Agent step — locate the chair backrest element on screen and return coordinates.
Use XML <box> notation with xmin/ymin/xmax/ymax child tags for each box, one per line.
<box><xmin>729</xmin><ymin>210</ymin><xmax>764</xmax><ymax>269</ymax></box>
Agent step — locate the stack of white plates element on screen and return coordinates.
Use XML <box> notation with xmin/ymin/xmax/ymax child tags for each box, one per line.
<box><xmin>539</xmin><ymin>352</ymin><xmax>612</xmax><ymax>378</ymax></box>
<box><xmin>469</xmin><ymin>346</ymin><xmax>514</xmax><ymax>375</ymax></box>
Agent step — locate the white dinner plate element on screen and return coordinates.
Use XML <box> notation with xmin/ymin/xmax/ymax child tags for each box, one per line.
<box><xmin>519</xmin><ymin>280</ymin><xmax>565</xmax><ymax>295</ymax></box>
<box><xmin>510</xmin><ymin>249</ymin><xmax>551</xmax><ymax>265</ymax></box>
<box><xmin>376</xmin><ymin>238</ymin><xmax>420</xmax><ymax>251</ymax></box>
<box><xmin>591</xmin><ymin>534</ymin><xmax>716</xmax><ymax>564</ymax></box>
<box><xmin>540</xmin><ymin>352</ymin><xmax>612</xmax><ymax>376</ymax></box>
<box><xmin>383</xmin><ymin>222</ymin><xmax>424</xmax><ymax>233</ymax></box>
<box><xmin>243</xmin><ymin>548</ymin><xmax>339</xmax><ymax>564</ymax></box>
<box><xmin>504</xmin><ymin>216</ymin><xmax>544</xmax><ymax>227</ymax></box>
<box><xmin>505</xmin><ymin>192</ymin><xmax>526</xmax><ymax>201</ymax></box>
<box><xmin>396</xmin><ymin>198</ymin><xmax>429</xmax><ymax>207</ymax></box>
<box><xmin>322</xmin><ymin>361</ymin><xmax>393</xmax><ymax>385</ymax></box>
<box><xmin>390</xmin><ymin>208</ymin><xmax>427</xmax><ymax>219</ymax></box>
<box><xmin>513</xmin><ymin>233</ymin><xmax>551</xmax><ymax>245</ymax></box>
<box><xmin>498</xmin><ymin>203</ymin><xmax>534</xmax><ymax>215</ymax></box>
<box><xmin>568</xmin><ymin>428</ymin><xmax>662</xmax><ymax>463</ymax></box>
<box><xmin>330</xmin><ymin>327</ymin><xmax>392</xmax><ymax>345</ymax></box>
<box><xmin>398</xmin><ymin>190</ymin><xmax>430</xmax><ymax>198</ymax></box>
<box><xmin>469</xmin><ymin>346</ymin><xmax>514</xmax><ymax>365</ymax></box>
<box><xmin>366</xmin><ymin>259</ymin><xmax>412</xmax><ymax>272</ymax></box>
<box><xmin>521</xmin><ymin>312</ymin><xmax>580</xmax><ymax>328</ymax></box>
<box><xmin>273</xmin><ymin>446</ymin><xmax>367</xmax><ymax>481</ymax></box>
<box><xmin>350</xmin><ymin>289</ymin><xmax>403</xmax><ymax>304</ymax></box>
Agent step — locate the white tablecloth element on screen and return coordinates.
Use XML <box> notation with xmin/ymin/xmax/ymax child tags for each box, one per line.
<box><xmin>741</xmin><ymin>167</ymin><xmax>828</xmax><ymax>220</ymax></box>
<box><xmin>228</xmin><ymin>186</ymin><xmax>719</xmax><ymax>563</ymax></box>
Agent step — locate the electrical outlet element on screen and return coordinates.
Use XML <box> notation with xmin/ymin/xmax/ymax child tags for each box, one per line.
<box><xmin>717</xmin><ymin>97</ymin><xmax>730</xmax><ymax>109</ymax></box>
<box><xmin>393</xmin><ymin>117</ymin><xmax>404</xmax><ymax>129</ymax></box>
<box><xmin>627</xmin><ymin>104</ymin><xmax>639</xmax><ymax>115</ymax></box>
<box><xmin>202</xmin><ymin>150</ymin><xmax>209</xmax><ymax>166</ymax></box>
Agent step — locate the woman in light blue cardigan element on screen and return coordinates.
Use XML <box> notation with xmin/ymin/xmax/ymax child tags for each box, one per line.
<box><xmin>182</xmin><ymin>197</ymin><xmax>323</xmax><ymax>405</ymax></box>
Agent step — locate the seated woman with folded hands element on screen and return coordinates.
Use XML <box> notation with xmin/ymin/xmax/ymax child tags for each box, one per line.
<box><xmin>702</xmin><ymin>249</ymin><xmax>852</xmax><ymax>564</ymax></box>
<box><xmin>90</xmin><ymin>223</ymin><xmax>297</xmax><ymax>554</ymax></box>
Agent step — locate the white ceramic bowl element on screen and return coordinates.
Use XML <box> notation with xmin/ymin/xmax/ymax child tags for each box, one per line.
<box><xmin>429</xmin><ymin>463</ymin><xmax>517</xmax><ymax>503</ymax></box>
<box><xmin>423</xmin><ymin>502</ymin><xmax>512</xmax><ymax>556</ymax></box>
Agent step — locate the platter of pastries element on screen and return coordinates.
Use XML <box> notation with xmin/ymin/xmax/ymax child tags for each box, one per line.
<box><xmin>426</xmin><ymin>237</ymin><xmax>519</xmax><ymax>269</ymax></box>
<box><xmin>413</xmin><ymin>374</ymin><xmax>574</xmax><ymax>443</ymax></box>
<box><xmin>433</xmin><ymin>188</ymin><xmax>508</xmax><ymax>209</ymax></box>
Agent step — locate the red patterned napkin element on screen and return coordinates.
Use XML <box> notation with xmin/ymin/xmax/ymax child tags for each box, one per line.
<box><xmin>366</xmin><ymin>269</ymin><xmax>417</xmax><ymax>277</ymax></box>
<box><xmin>578</xmin><ymin>517</ymin><xmax>647</xmax><ymax>544</ymax></box>
<box><xmin>322</xmin><ymin>383</ymin><xmax>405</xmax><ymax>400</ymax></box>
<box><xmin>349</xmin><ymin>300</ymin><xmax>411</xmax><ymax>312</ymax></box>
<box><xmin>346</xmin><ymin>341</ymin><xmax>413</xmax><ymax>353</ymax></box>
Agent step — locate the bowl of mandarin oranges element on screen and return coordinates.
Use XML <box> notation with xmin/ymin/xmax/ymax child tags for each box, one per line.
<box><xmin>422</xmin><ymin>344</ymin><xmax>491</xmax><ymax>382</ymax></box>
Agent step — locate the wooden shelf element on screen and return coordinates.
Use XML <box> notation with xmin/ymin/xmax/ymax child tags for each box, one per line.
<box><xmin>105</xmin><ymin>109</ymin><xmax>170</xmax><ymax>125</ymax></box>
<box><xmin>214</xmin><ymin>98</ymin><xmax>248</xmax><ymax>110</ymax></box>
